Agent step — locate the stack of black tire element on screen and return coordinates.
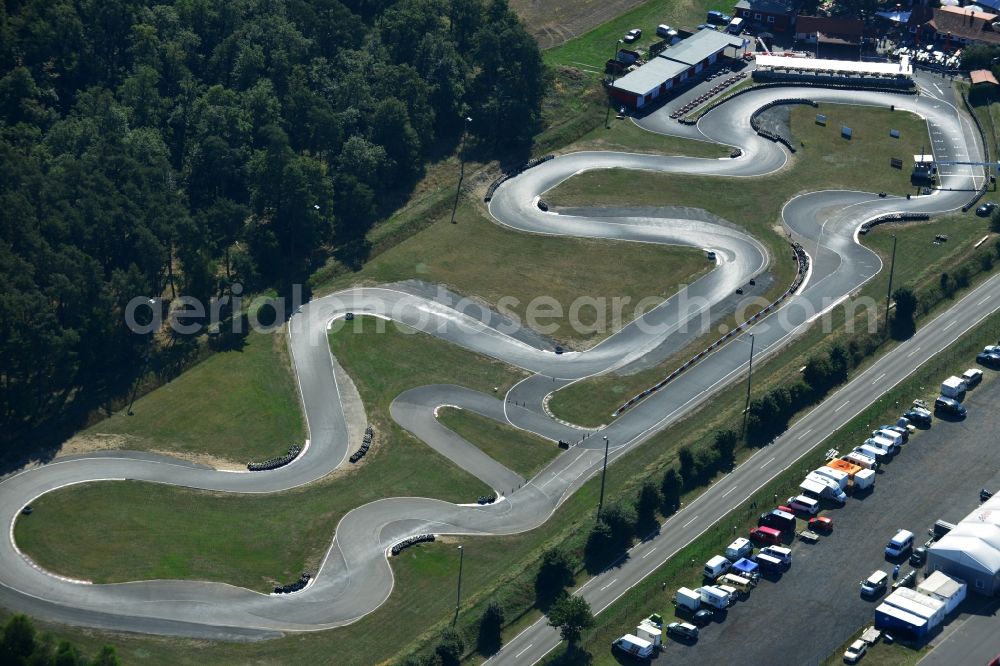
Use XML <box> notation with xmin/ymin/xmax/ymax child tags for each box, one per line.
<box><xmin>350</xmin><ymin>426</ymin><xmax>374</xmax><ymax>463</ymax></box>
<box><xmin>477</xmin><ymin>493</ymin><xmax>497</xmax><ymax>505</ymax></box>
<box><xmin>273</xmin><ymin>572</ymin><xmax>311</xmax><ymax>594</ymax></box>
<box><xmin>391</xmin><ymin>534</ymin><xmax>435</xmax><ymax>556</ymax></box>
<box><xmin>247</xmin><ymin>445</ymin><xmax>302</xmax><ymax>471</ymax></box>
<box><xmin>557</xmin><ymin>440</ymin><xmax>570</xmax><ymax>449</ymax></box>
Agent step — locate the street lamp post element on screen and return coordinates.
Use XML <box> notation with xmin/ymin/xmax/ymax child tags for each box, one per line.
<box><xmin>450</xmin><ymin>116</ymin><xmax>473</xmax><ymax>224</ymax></box>
<box><xmin>605</xmin><ymin>40</ymin><xmax>624</xmax><ymax>129</ymax></box>
<box><xmin>453</xmin><ymin>545</ymin><xmax>464</xmax><ymax>626</ymax></box>
<box><xmin>741</xmin><ymin>333</ymin><xmax>755</xmax><ymax>440</ymax></box>
<box><xmin>597</xmin><ymin>435</ymin><xmax>610</xmax><ymax>520</ymax></box>
<box><xmin>884</xmin><ymin>234</ymin><xmax>898</xmax><ymax>332</ymax></box>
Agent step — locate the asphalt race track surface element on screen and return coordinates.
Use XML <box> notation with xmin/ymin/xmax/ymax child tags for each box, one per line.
<box><xmin>1</xmin><ymin>75</ymin><xmax>996</xmax><ymax>646</ymax></box>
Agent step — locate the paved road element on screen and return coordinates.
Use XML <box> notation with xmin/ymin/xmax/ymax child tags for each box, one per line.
<box><xmin>0</xmin><ymin>78</ymin><xmax>990</xmax><ymax>640</ymax></box>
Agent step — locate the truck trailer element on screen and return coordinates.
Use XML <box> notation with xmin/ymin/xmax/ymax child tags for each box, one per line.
<box><xmin>940</xmin><ymin>376</ymin><xmax>967</xmax><ymax>400</ymax></box>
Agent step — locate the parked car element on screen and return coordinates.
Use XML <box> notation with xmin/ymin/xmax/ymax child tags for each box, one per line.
<box><xmin>977</xmin><ymin>351</ymin><xmax>1000</xmax><ymax>368</ymax></box>
<box><xmin>976</xmin><ymin>201</ymin><xmax>997</xmax><ymax>216</ymax></box>
<box><xmin>860</xmin><ymin>570</ymin><xmax>889</xmax><ymax>597</ymax></box>
<box><xmin>809</xmin><ymin>516</ymin><xmax>833</xmax><ymax>533</ymax></box>
<box><xmin>844</xmin><ymin>639</ymin><xmax>868</xmax><ymax>663</ymax></box>
<box><xmin>934</xmin><ymin>395</ymin><xmax>967</xmax><ymax>418</ymax></box>
<box><xmin>666</xmin><ymin>621</ymin><xmax>699</xmax><ymax>640</ymax></box>
<box><xmin>903</xmin><ymin>407</ymin><xmax>932</xmax><ymax>427</ymax></box>
<box><xmin>786</xmin><ymin>495</ymin><xmax>820</xmax><ymax>516</ymax></box>
<box><xmin>962</xmin><ymin>368</ymin><xmax>983</xmax><ymax>388</ymax></box>
<box><xmin>885</xmin><ymin>529</ymin><xmax>914</xmax><ymax>558</ymax></box>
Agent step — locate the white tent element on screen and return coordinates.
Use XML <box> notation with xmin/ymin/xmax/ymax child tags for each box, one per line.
<box><xmin>927</xmin><ymin>495</ymin><xmax>1000</xmax><ymax>595</ymax></box>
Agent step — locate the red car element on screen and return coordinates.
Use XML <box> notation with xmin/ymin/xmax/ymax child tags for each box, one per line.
<box><xmin>809</xmin><ymin>516</ymin><xmax>833</xmax><ymax>533</ymax></box>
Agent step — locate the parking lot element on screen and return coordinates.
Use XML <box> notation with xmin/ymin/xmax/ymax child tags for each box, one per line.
<box><xmin>664</xmin><ymin>371</ymin><xmax>1000</xmax><ymax>665</ymax></box>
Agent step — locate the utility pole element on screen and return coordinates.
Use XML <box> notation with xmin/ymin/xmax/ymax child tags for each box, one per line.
<box><xmin>884</xmin><ymin>234</ymin><xmax>898</xmax><ymax>332</ymax></box>
<box><xmin>741</xmin><ymin>333</ymin><xmax>755</xmax><ymax>440</ymax></box>
<box><xmin>453</xmin><ymin>545</ymin><xmax>464</xmax><ymax>626</ymax></box>
<box><xmin>597</xmin><ymin>435</ymin><xmax>610</xmax><ymax>520</ymax></box>
<box><xmin>450</xmin><ymin>116</ymin><xmax>472</xmax><ymax>224</ymax></box>
<box><xmin>605</xmin><ymin>40</ymin><xmax>624</xmax><ymax>129</ymax></box>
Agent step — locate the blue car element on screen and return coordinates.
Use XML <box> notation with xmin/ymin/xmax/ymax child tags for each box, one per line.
<box><xmin>977</xmin><ymin>351</ymin><xmax>1000</xmax><ymax>367</ymax></box>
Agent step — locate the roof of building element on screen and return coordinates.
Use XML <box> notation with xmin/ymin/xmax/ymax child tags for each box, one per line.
<box><xmin>754</xmin><ymin>54</ymin><xmax>912</xmax><ymax>77</ymax></box>
<box><xmin>612</xmin><ymin>57</ymin><xmax>690</xmax><ymax>96</ymax></box>
<box><xmin>929</xmin><ymin>495</ymin><xmax>1000</xmax><ymax>575</ymax></box>
<box><xmin>734</xmin><ymin>0</ymin><xmax>799</xmax><ymax>16</ymax></box>
<box><xmin>658</xmin><ymin>28</ymin><xmax>743</xmax><ymax>66</ymax></box>
<box><xmin>916</xmin><ymin>571</ymin><xmax>966</xmax><ymax>599</ymax></box>
<box><xmin>925</xmin><ymin>7</ymin><xmax>1000</xmax><ymax>45</ymax></box>
<box><xmin>940</xmin><ymin>4</ymin><xmax>997</xmax><ymax>20</ymax></box>
<box><xmin>971</xmin><ymin>69</ymin><xmax>1000</xmax><ymax>85</ymax></box>
<box><xmin>795</xmin><ymin>15</ymin><xmax>865</xmax><ymax>37</ymax></box>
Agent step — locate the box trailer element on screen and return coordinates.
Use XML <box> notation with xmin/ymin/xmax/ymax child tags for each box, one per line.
<box><xmin>674</xmin><ymin>586</ymin><xmax>701</xmax><ymax>612</ymax></box>
<box><xmin>636</xmin><ymin>622</ymin><xmax>662</xmax><ymax>647</ymax></box>
<box><xmin>940</xmin><ymin>376</ymin><xmax>966</xmax><ymax>399</ymax></box>
<box><xmin>853</xmin><ymin>468</ymin><xmax>876</xmax><ymax>491</ymax></box>
<box><xmin>917</xmin><ymin>571</ymin><xmax>966</xmax><ymax>614</ymax></box>
<box><xmin>890</xmin><ymin>588</ymin><xmax>946</xmax><ymax>626</ymax></box>
<box><xmin>883</xmin><ymin>591</ymin><xmax>943</xmax><ymax>629</ymax></box>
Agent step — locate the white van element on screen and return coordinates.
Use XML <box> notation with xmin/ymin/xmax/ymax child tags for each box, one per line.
<box><xmin>885</xmin><ymin>529</ymin><xmax>914</xmax><ymax>558</ymax></box>
<box><xmin>704</xmin><ymin>554</ymin><xmax>732</xmax><ymax>579</ymax></box>
<box><xmin>787</xmin><ymin>495</ymin><xmax>820</xmax><ymax>515</ymax></box>
<box><xmin>872</xmin><ymin>429</ymin><xmax>903</xmax><ymax>447</ymax></box>
<box><xmin>864</xmin><ymin>436</ymin><xmax>898</xmax><ymax>456</ymax></box>
<box><xmin>613</xmin><ymin>634</ymin><xmax>654</xmax><ymax>658</ymax></box>
<box><xmin>854</xmin><ymin>443</ymin><xmax>889</xmax><ymax>463</ymax></box>
<box><xmin>843</xmin><ymin>451</ymin><xmax>879</xmax><ymax>470</ymax></box>
<box><xmin>725</xmin><ymin>537</ymin><xmax>754</xmax><ymax>562</ymax></box>
<box><xmin>860</xmin><ymin>570</ymin><xmax>889</xmax><ymax>597</ymax></box>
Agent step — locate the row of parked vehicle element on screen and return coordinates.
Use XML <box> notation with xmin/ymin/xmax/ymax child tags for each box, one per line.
<box><xmin>668</xmin><ymin>70</ymin><xmax>748</xmax><ymax>120</ymax></box>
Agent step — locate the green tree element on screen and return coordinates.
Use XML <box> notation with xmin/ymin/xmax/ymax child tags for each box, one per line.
<box><xmin>890</xmin><ymin>286</ymin><xmax>919</xmax><ymax>339</ymax></box>
<box><xmin>635</xmin><ymin>479</ymin><xmax>662</xmax><ymax>533</ymax></box>
<box><xmin>476</xmin><ymin>599</ymin><xmax>505</xmax><ymax>655</ymax></box>
<box><xmin>547</xmin><ymin>595</ymin><xmax>595</xmax><ymax>653</ymax></box>
<box><xmin>535</xmin><ymin>547</ymin><xmax>576</xmax><ymax>608</ymax></box>
<box><xmin>434</xmin><ymin>627</ymin><xmax>465</xmax><ymax>666</ymax></box>
<box><xmin>660</xmin><ymin>467</ymin><xmax>682</xmax><ymax>514</ymax></box>
<box><xmin>1</xmin><ymin>615</ymin><xmax>36</xmax><ymax>662</ymax></box>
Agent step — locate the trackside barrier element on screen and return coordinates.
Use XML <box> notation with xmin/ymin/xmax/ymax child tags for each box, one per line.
<box><xmin>248</xmin><ymin>444</ymin><xmax>302</xmax><ymax>471</ymax></box>
<box><xmin>391</xmin><ymin>534</ymin><xmax>435</xmax><ymax>556</ymax></box>
<box><xmin>484</xmin><ymin>155</ymin><xmax>555</xmax><ymax>202</ymax></box>
<box><xmin>349</xmin><ymin>425</ymin><xmax>374</xmax><ymax>463</ymax></box>
<box><xmin>749</xmin><ymin>98</ymin><xmax>818</xmax><ymax>153</ymax></box>
<box><xmin>273</xmin><ymin>572</ymin><xmax>311</xmax><ymax>594</ymax></box>
<box><xmin>858</xmin><ymin>212</ymin><xmax>930</xmax><ymax>235</ymax></box>
<box><xmin>612</xmin><ymin>242</ymin><xmax>809</xmax><ymax>417</ymax></box>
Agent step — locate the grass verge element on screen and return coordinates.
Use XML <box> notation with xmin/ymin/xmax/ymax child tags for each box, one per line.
<box><xmin>437</xmin><ymin>407</ymin><xmax>560</xmax><ymax>480</ymax></box>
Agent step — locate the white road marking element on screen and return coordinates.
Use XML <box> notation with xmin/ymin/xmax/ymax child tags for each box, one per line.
<box><xmin>872</xmin><ymin>372</ymin><xmax>886</xmax><ymax>385</ymax></box>
<box><xmin>834</xmin><ymin>400</ymin><xmax>850</xmax><ymax>413</ymax></box>
<box><xmin>797</xmin><ymin>428</ymin><xmax>813</xmax><ymax>440</ymax></box>
<box><xmin>682</xmin><ymin>515</ymin><xmax>699</xmax><ymax>528</ymax></box>
<box><xmin>760</xmin><ymin>457</ymin><xmax>776</xmax><ymax>469</ymax></box>
<box><xmin>514</xmin><ymin>644</ymin><xmax>533</xmax><ymax>659</ymax></box>
<box><xmin>906</xmin><ymin>346</ymin><xmax>921</xmax><ymax>359</ymax></box>
<box><xmin>978</xmin><ymin>296</ymin><xmax>991</xmax><ymax>306</ymax></box>
<box><xmin>600</xmin><ymin>578</ymin><xmax>618</xmax><ymax>591</ymax></box>
<box><xmin>722</xmin><ymin>485</ymin><xmax>738</xmax><ymax>498</ymax></box>
<box><xmin>943</xmin><ymin>319</ymin><xmax>957</xmax><ymax>331</ymax></box>
<box><xmin>642</xmin><ymin>547</ymin><xmax>658</xmax><ymax>559</ymax></box>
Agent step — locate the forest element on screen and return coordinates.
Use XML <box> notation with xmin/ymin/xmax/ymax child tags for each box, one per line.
<box><xmin>0</xmin><ymin>0</ymin><xmax>545</xmax><ymax>445</ymax></box>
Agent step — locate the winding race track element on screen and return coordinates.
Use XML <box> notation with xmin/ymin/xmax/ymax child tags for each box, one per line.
<box><xmin>0</xmin><ymin>82</ymin><xmax>990</xmax><ymax>642</ymax></box>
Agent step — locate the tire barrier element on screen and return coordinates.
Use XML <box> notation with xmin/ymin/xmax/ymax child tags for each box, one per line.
<box><xmin>349</xmin><ymin>425</ymin><xmax>374</xmax><ymax>464</ymax></box>
<box><xmin>752</xmin><ymin>70</ymin><xmax>916</xmax><ymax>91</ymax></box>
<box><xmin>247</xmin><ymin>445</ymin><xmax>302</xmax><ymax>471</ymax></box>
<box><xmin>858</xmin><ymin>212</ymin><xmax>930</xmax><ymax>235</ymax></box>
<box><xmin>390</xmin><ymin>534</ymin><xmax>435</xmax><ymax>556</ymax></box>
<box><xmin>612</xmin><ymin>241</ymin><xmax>810</xmax><ymax>418</ymax></box>
<box><xmin>477</xmin><ymin>493</ymin><xmax>497</xmax><ymax>505</ymax></box>
<box><xmin>749</xmin><ymin>98</ymin><xmax>819</xmax><ymax>154</ymax></box>
<box><xmin>273</xmin><ymin>572</ymin><xmax>311</xmax><ymax>595</ymax></box>
<box><xmin>557</xmin><ymin>439</ymin><xmax>570</xmax><ymax>449</ymax></box>
<box><xmin>484</xmin><ymin>155</ymin><xmax>555</xmax><ymax>202</ymax></box>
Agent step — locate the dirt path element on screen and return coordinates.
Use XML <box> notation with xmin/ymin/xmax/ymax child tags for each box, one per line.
<box><xmin>511</xmin><ymin>0</ymin><xmax>649</xmax><ymax>50</ymax></box>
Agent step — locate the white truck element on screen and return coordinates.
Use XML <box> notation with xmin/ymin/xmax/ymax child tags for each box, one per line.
<box><xmin>802</xmin><ymin>473</ymin><xmax>847</xmax><ymax>504</ymax></box>
<box><xmin>698</xmin><ymin>585</ymin><xmax>732</xmax><ymax>609</ymax></box>
<box><xmin>636</xmin><ymin>621</ymin><xmax>662</xmax><ymax>648</ymax></box>
<box><xmin>727</xmin><ymin>17</ymin><xmax>744</xmax><ymax>34</ymax></box>
<box><xmin>812</xmin><ymin>466</ymin><xmax>849</xmax><ymax>491</ymax></box>
<box><xmin>844</xmin><ymin>450</ymin><xmax>879</xmax><ymax>470</ymax></box>
<box><xmin>941</xmin><ymin>376</ymin><xmax>967</xmax><ymax>400</ymax></box>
